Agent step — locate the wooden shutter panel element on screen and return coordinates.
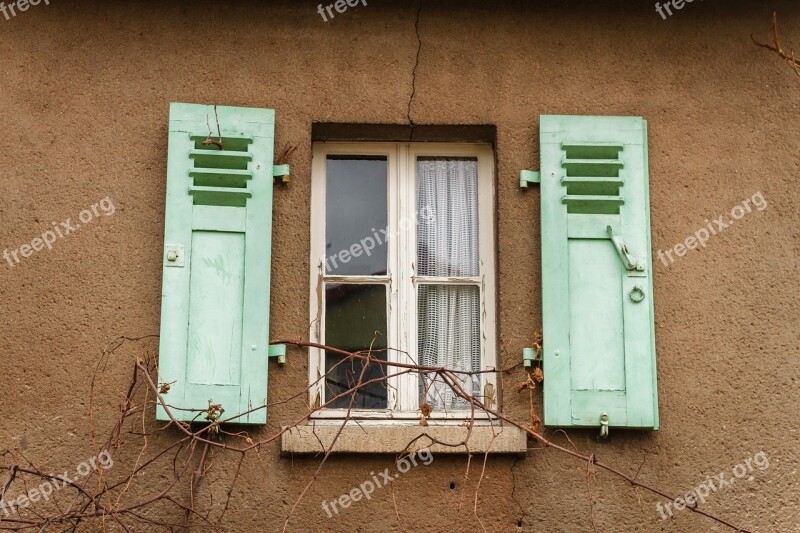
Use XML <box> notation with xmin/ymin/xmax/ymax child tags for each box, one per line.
<box><xmin>540</xmin><ymin>115</ymin><xmax>658</xmax><ymax>430</ymax></box>
<box><xmin>156</xmin><ymin>103</ymin><xmax>276</xmax><ymax>425</ymax></box>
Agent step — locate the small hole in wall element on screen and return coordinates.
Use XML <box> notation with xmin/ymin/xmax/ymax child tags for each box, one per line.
<box><xmin>517</xmin><ymin>520</ymin><xmax>523</xmax><ymax>528</ymax></box>
<box><xmin>449</xmin><ymin>482</ymin><xmax>456</xmax><ymax>490</ymax></box>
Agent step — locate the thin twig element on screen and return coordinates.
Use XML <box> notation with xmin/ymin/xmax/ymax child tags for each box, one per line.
<box><xmin>0</xmin><ymin>335</ymin><xmax>753</xmax><ymax>532</ymax></box>
<box><xmin>752</xmin><ymin>12</ymin><xmax>800</xmax><ymax>78</ymax></box>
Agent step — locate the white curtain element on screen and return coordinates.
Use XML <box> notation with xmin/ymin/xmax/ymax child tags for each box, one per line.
<box><xmin>417</xmin><ymin>158</ymin><xmax>481</xmax><ymax>409</ymax></box>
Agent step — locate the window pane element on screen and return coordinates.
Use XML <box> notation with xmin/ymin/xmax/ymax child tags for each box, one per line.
<box><xmin>325</xmin><ymin>283</ymin><xmax>388</xmax><ymax>409</ymax></box>
<box><xmin>326</xmin><ymin>156</ymin><xmax>388</xmax><ymax>276</ymax></box>
<box><xmin>417</xmin><ymin>284</ymin><xmax>480</xmax><ymax>410</ymax></box>
<box><xmin>417</xmin><ymin>157</ymin><xmax>479</xmax><ymax>277</ymax></box>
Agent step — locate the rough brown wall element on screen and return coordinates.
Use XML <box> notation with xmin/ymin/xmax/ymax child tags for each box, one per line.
<box><xmin>0</xmin><ymin>1</ymin><xmax>798</xmax><ymax>531</ymax></box>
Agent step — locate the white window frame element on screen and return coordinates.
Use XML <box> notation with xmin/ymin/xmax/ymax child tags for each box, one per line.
<box><xmin>309</xmin><ymin>142</ymin><xmax>496</xmax><ymax>422</ymax></box>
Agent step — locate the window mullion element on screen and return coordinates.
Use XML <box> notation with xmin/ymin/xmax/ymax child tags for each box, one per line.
<box><xmin>401</xmin><ymin>144</ymin><xmax>420</xmax><ymax>412</ymax></box>
<box><xmin>394</xmin><ymin>143</ymin><xmax>413</xmax><ymax>412</ymax></box>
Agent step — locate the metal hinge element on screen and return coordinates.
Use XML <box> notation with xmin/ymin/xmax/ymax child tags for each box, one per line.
<box><xmin>522</xmin><ymin>347</ymin><xmax>541</xmax><ymax>368</ymax></box>
<box><xmin>520</xmin><ymin>170</ymin><xmax>541</xmax><ymax>188</ymax></box>
<box><xmin>268</xmin><ymin>344</ymin><xmax>287</xmax><ymax>365</ymax></box>
<box><xmin>273</xmin><ymin>164</ymin><xmax>291</xmax><ymax>184</ymax></box>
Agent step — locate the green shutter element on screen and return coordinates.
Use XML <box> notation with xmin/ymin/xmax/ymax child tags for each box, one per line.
<box><xmin>540</xmin><ymin>115</ymin><xmax>658</xmax><ymax>430</ymax></box>
<box><xmin>156</xmin><ymin>103</ymin><xmax>276</xmax><ymax>425</ymax></box>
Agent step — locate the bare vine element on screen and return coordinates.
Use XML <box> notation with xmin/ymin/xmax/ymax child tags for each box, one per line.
<box><xmin>752</xmin><ymin>12</ymin><xmax>800</xmax><ymax>78</ymax></box>
<box><xmin>0</xmin><ymin>336</ymin><xmax>753</xmax><ymax>532</ymax></box>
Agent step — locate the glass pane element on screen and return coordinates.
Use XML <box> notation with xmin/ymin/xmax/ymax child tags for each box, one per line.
<box><xmin>417</xmin><ymin>285</ymin><xmax>481</xmax><ymax>410</ymax></box>
<box><xmin>326</xmin><ymin>156</ymin><xmax>388</xmax><ymax>276</ymax></box>
<box><xmin>417</xmin><ymin>157</ymin><xmax>479</xmax><ymax>277</ymax></box>
<box><xmin>325</xmin><ymin>284</ymin><xmax>388</xmax><ymax>409</ymax></box>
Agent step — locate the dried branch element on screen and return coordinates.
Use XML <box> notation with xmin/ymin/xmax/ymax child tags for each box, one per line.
<box><xmin>202</xmin><ymin>105</ymin><xmax>224</xmax><ymax>150</ymax></box>
<box><xmin>272</xmin><ymin>339</ymin><xmax>753</xmax><ymax>533</ymax></box>
<box><xmin>0</xmin><ymin>335</ymin><xmax>754</xmax><ymax>532</ymax></box>
<box><xmin>752</xmin><ymin>12</ymin><xmax>800</xmax><ymax>78</ymax></box>
<box><xmin>275</xmin><ymin>144</ymin><xmax>298</xmax><ymax>166</ymax></box>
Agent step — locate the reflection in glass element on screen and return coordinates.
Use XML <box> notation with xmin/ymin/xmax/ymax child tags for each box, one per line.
<box><xmin>326</xmin><ymin>157</ymin><xmax>388</xmax><ymax>276</ymax></box>
<box><xmin>325</xmin><ymin>284</ymin><xmax>388</xmax><ymax>409</ymax></box>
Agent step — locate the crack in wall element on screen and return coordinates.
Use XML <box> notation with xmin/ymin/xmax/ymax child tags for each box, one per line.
<box><xmin>407</xmin><ymin>0</ymin><xmax>423</xmax><ymax>131</ymax></box>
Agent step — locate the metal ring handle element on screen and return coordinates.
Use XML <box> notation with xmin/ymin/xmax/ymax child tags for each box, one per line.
<box><xmin>629</xmin><ymin>286</ymin><xmax>646</xmax><ymax>303</ymax></box>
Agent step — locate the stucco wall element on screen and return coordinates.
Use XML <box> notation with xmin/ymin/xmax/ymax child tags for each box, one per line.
<box><xmin>1</xmin><ymin>1</ymin><xmax>798</xmax><ymax>531</ymax></box>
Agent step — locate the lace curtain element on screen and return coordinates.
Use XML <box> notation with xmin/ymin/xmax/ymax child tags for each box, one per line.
<box><xmin>417</xmin><ymin>158</ymin><xmax>481</xmax><ymax>409</ymax></box>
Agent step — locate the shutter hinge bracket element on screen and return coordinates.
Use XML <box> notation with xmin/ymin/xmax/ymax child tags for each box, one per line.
<box><xmin>522</xmin><ymin>347</ymin><xmax>541</xmax><ymax>368</ymax></box>
<box><xmin>520</xmin><ymin>170</ymin><xmax>541</xmax><ymax>188</ymax></box>
<box><xmin>273</xmin><ymin>164</ymin><xmax>291</xmax><ymax>184</ymax></box>
<box><xmin>268</xmin><ymin>344</ymin><xmax>287</xmax><ymax>366</ymax></box>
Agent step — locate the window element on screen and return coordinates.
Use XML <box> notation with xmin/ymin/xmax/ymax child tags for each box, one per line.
<box><xmin>309</xmin><ymin>143</ymin><xmax>496</xmax><ymax>419</ymax></box>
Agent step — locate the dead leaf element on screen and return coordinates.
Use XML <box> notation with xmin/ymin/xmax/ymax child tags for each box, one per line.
<box><xmin>420</xmin><ymin>402</ymin><xmax>433</xmax><ymax>417</ymax></box>
<box><xmin>517</xmin><ymin>377</ymin><xmax>536</xmax><ymax>392</ymax></box>
<box><xmin>158</xmin><ymin>381</ymin><xmax>174</xmax><ymax>395</ymax></box>
<box><xmin>533</xmin><ymin>329</ymin><xmax>543</xmax><ymax>350</ymax></box>
<box><xmin>531</xmin><ymin>414</ymin><xmax>542</xmax><ymax>433</ymax></box>
<box><xmin>206</xmin><ymin>401</ymin><xmax>225</xmax><ymax>422</ymax></box>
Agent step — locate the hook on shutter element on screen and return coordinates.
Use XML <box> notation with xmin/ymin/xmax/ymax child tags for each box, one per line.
<box><xmin>606</xmin><ymin>226</ymin><xmax>645</xmax><ymax>273</ymax></box>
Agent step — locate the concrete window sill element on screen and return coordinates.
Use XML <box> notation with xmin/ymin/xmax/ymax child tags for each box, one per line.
<box><xmin>281</xmin><ymin>424</ymin><xmax>528</xmax><ymax>455</ymax></box>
